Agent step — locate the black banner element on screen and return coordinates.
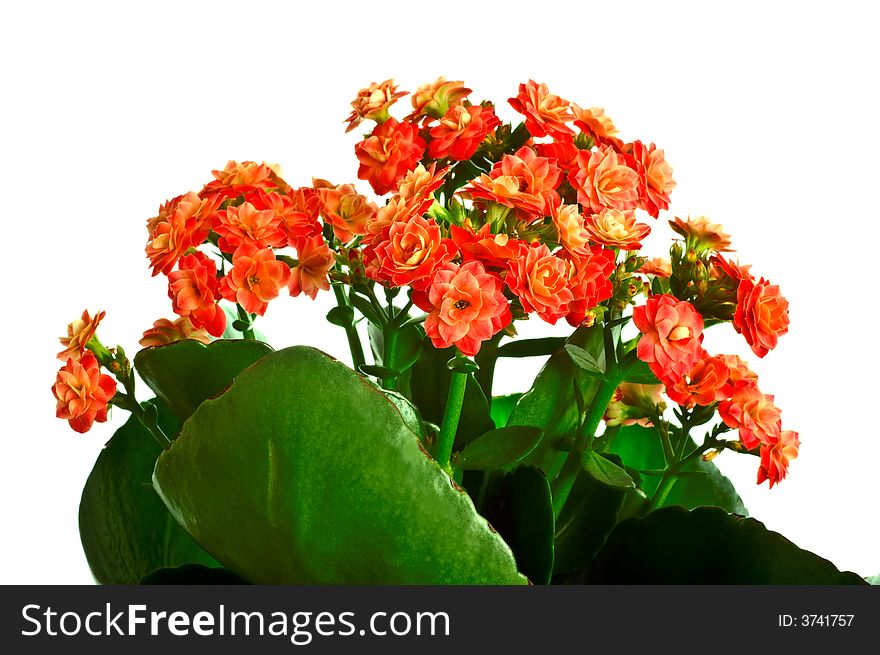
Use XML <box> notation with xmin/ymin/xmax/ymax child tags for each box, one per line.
<box><xmin>2</xmin><ymin>585</ymin><xmax>877</xmax><ymax>653</ymax></box>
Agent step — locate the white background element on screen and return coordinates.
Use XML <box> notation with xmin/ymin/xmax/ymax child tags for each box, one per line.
<box><xmin>2</xmin><ymin>0</ymin><xmax>878</xmax><ymax>584</ymax></box>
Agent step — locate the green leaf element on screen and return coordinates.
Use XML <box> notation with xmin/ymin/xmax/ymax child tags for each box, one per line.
<box><xmin>349</xmin><ymin>289</ymin><xmax>384</xmax><ymax>325</ymax></box>
<box><xmin>608</xmin><ymin>425</ymin><xmax>747</xmax><ymax>515</ymax></box>
<box><xmin>80</xmin><ymin>401</ymin><xmax>218</xmax><ymax>584</ymax></box>
<box><xmin>508</xmin><ymin>326</ymin><xmax>607</xmax><ymax>478</ymax></box>
<box><xmin>490</xmin><ymin>394</ymin><xmax>522</xmax><ymax>429</ymax></box>
<box><xmin>866</xmin><ymin>574</ymin><xmax>880</xmax><ymax>585</ymax></box>
<box><xmin>582</xmin><ymin>506</ymin><xmax>868</xmax><ymax>584</ymax></box>
<box><xmin>326</xmin><ymin>305</ymin><xmax>355</xmax><ymax>328</ymax></box>
<box><xmin>389</xmin><ymin>324</ymin><xmax>424</xmax><ymax>374</ymax></box>
<box><xmin>140</xmin><ymin>564</ymin><xmax>248</xmax><ymax>585</ymax></box>
<box><xmin>381</xmin><ymin>389</ymin><xmax>427</xmax><ymax>445</ymax></box>
<box><xmin>458</xmin><ymin>426</ymin><xmax>543</xmax><ymax>470</ymax></box>
<box><xmin>134</xmin><ymin>339</ymin><xmax>273</xmax><ymax>423</ymax></box>
<box><xmin>564</xmin><ymin>344</ymin><xmax>605</xmax><ymax>376</ymax></box>
<box><xmin>409</xmin><ymin>340</ymin><xmax>494</xmax><ymax>448</ymax></box>
<box><xmin>618</xmin><ymin>356</ymin><xmax>659</xmax><ymax>384</ymax></box>
<box><xmin>482</xmin><ymin>466</ymin><xmax>554</xmax><ymax>584</ymax></box>
<box><xmin>496</xmin><ymin>337</ymin><xmax>567</xmax><ymax>358</ymax></box>
<box><xmin>358</xmin><ymin>364</ymin><xmax>397</xmax><ymax>379</ymax></box>
<box><xmin>553</xmin><ymin>463</ymin><xmax>627</xmax><ymax>576</ymax></box>
<box><xmin>152</xmin><ymin>346</ymin><xmax>526</xmax><ymax>585</ymax></box>
<box><xmin>581</xmin><ymin>451</ymin><xmax>636</xmax><ymax>490</ymax></box>
<box><xmin>447</xmin><ymin>355</ymin><xmax>480</xmax><ymax>374</ymax></box>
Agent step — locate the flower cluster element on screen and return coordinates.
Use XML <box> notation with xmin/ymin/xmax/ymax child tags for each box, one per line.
<box><xmin>633</xmin><ymin>216</ymin><xmax>794</xmax><ymax>487</ymax></box>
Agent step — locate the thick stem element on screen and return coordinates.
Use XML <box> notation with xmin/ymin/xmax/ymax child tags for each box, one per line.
<box><xmin>474</xmin><ymin>332</ymin><xmax>503</xmax><ymax>400</ymax></box>
<box><xmin>434</xmin><ymin>369</ymin><xmax>468</xmax><ymax>475</ymax></box>
<box><xmin>383</xmin><ymin>327</ymin><xmax>399</xmax><ymax>391</ymax></box>
<box><xmin>332</xmin><ymin>284</ymin><xmax>366</xmax><ymax>371</ymax></box>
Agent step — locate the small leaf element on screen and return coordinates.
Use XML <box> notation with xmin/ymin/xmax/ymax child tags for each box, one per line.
<box><xmin>581</xmin><ymin>451</ymin><xmax>636</xmax><ymax>490</ymax></box>
<box><xmin>618</xmin><ymin>356</ymin><xmax>659</xmax><ymax>384</ymax></box>
<box><xmin>388</xmin><ymin>324</ymin><xmax>424</xmax><ymax>374</ymax></box>
<box><xmin>496</xmin><ymin>337</ymin><xmax>567</xmax><ymax>358</ymax></box>
<box><xmin>348</xmin><ymin>289</ymin><xmax>383</xmax><ymax>325</ymax></box>
<box><xmin>326</xmin><ymin>305</ymin><xmax>355</xmax><ymax>328</ymax></box>
<box><xmin>231</xmin><ymin>319</ymin><xmax>250</xmax><ymax>332</ymax></box>
<box><xmin>447</xmin><ymin>355</ymin><xmax>480</xmax><ymax>373</ymax></box>
<box><xmin>458</xmin><ymin>426</ymin><xmax>543</xmax><ymax>470</ymax></box>
<box><xmin>490</xmin><ymin>394</ymin><xmax>522</xmax><ymax>429</ymax></box>
<box><xmin>358</xmin><ymin>364</ymin><xmax>397</xmax><ymax>379</ymax></box>
<box><xmin>564</xmin><ymin>344</ymin><xmax>605</xmax><ymax>376</ymax></box>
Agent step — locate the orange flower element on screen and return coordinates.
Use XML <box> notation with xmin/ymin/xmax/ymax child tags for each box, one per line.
<box><xmin>633</xmin><ymin>294</ymin><xmax>704</xmax><ymax>382</ymax></box>
<box><xmin>711</xmin><ymin>254</ymin><xmax>753</xmax><ymax>282</ymax></box>
<box><xmin>251</xmin><ymin>188</ymin><xmax>322</xmax><ymax>246</ymax></box>
<box><xmin>572</xmin><ymin>104</ymin><xmax>623</xmax><ymax>150</ymax></box>
<box><xmin>718</xmin><ymin>380</ymin><xmax>782</xmax><ymax>449</ymax></box>
<box><xmin>552</xmin><ymin>203</ymin><xmax>591</xmax><ymax>257</ymax></box>
<box><xmin>758</xmin><ymin>430</ymin><xmax>800</xmax><ymax>488</ymax></box>
<box><xmin>604</xmin><ymin>382</ymin><xmax>666</xmax><ymax>427</ymax></box>
<box><xmin>629</xmin><ymin>141</ymin><xmax>675</xmax><ymax>218</ymax></box>
<box><xmin>508</xmin><ymin>80</ymin><xmax>574</xmax><ymax>139</ymax></box>
<box><xmin>719</xmin><ymin>353</ymin><xmax>758</xmax><ymax>383</ymax></box>
<box><xmin>449</xmin><ymin>223</ymin><xmax>523</xmax><ymax>271</ymax></box>
<box><xmin>145</xmin><ymin>192</ymin><xmax>218</xmax><ymax>276</ymax></box>
<box><xmin>317</xmin><ymin>183</ymin><xmax>378</xmax><ymax>243</ymax></box>
<box><xmin>288</xmin><ymin>235</ymin><xmax>335</xmax><ymax>300</ymax></box>
<box><xmin>167</xmin><ymin>251</ymin><xmax>226</xmax><ymax>337</ymax></box>
<box><xmin>139</xmin><ymin>316</ymin><xmax>211</xmax><ymax>347</ymax></box>
<box><xmin>584</xmin><ymin>208</ymin><xmax>652</xmax><ymax>250</ymax></box>
<box><xmin>215</xmin><ymin>201</ymin><xmax>287</xmax><ymax>253</ymax></box>
<box><xmin>733</xmin><ymin>277</ymin><xmax>790</xmax><ymax>358</ymax></box>
<box><xmin>57</xmin><ymin>309</ymin><xmax>105</xmax><ymax>361</ymax></box>
<box><xmin>561</xmin><ymin>247</ymin><xmax>615</xmax><ymax>327</ymax></box>
<box><xmin>220</xmin><ymin>244</ymin><xmax>291</xmax><ymax>316</ymax></box>
<box><xmin>363</xmin><ymin>196</ymin><xmax>421</xmax><ymax>246</ymax></box>
<box><xmin>367</xmin><ymin>216</ymin><xmax>457</xmax><ymax>290</ymax></box>
<box><xmin>344</xmin><ymin>79</ymin><xmax>407</xmax><ymax>132</ymax></box>
<box><xmin>665</xmin><ymin>353</ymin><xmax>733</xmax><ymax>407</ymax></box>
<box><xmin>669</xmin><ymin>216</ymin><xmax>733</xmax><ymax>253</ymax></box>
<box><xmin>412</xmin><ymin>261</ymin><xmax>511</xmax><ymax>356</ymax></box>
<box><xmin>534</xmin><ymin>140</ymin><xmax>580</xmax><ymax>172</ymax></box>
<box><xmin>638</xmin><ymin>257</ymin><xmax>672</xmax><ymax>278</ymax></box>
<box><xmin>569</xmin><ymin>146</ymin><xmax>641</xmax><ymax>214</ymax></box>
<box><xmin>396</xmin><ymin>163</ymin><xmax>448</xmax><ymax>211</ymax></box>
<box><xmin>355</xmin><ymin>118</ymin><xmax>426</xmax><ymax>196</ymax></box>
<box><xmin>200</xmin><ymin>160</ymin><xmax>287</xmax><ymax>202</ymax></box>
<box><xmin>466</xmin><ymin>146</ymin><xmax>561</xmax><ymax>216</ymax></box>
<box><xmin>52</xmin><ymin>353</ymin><xmax>117</xmax><ymax>434</ymax></box>
<box><xmin>506</xmin><ymin>243</ymin><xmax>574</xmax><ymax>324</ymax></box>
<box><xmin>407</xmin><ymin>77</ymin><xmax>471</xmax><ymax>121</ymax></box>
<box><xmin>428</xmin><ymin>104</ymin><xmax>500</xmax><ymax>161</ymax></box>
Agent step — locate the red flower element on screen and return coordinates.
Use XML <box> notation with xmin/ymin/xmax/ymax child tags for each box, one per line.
<box><xmin>367</xmin><ymin>216</ymin><xmax>457</xmax><ymax>290</ymax></box>
<box><xmin>344</xmin><ymin>79</ymin><xmax>407</xmax><ymax>132</ymax></box>
<box><xmin>139</xmin><ymin>316</ymin><xmax>211</xmax><ymax>347</ymax></box>
<box><xmin>633</xmin><ymin>294</ymin><xmax>704</xmax><ymax>381</ymax></box>
<box><xmin>628</xmin><ymin>141</ymin><xmax>675</xmax><ymax>218</ymax></box>
<box><xmin>665</xmin><ymin>354</ymin><xmax>733</xmax><ymax>408</ymax></box>
<box><xmin>146</xmin><ymin>192</ymin><xmax>218</xmax><ymax>276</ymax></box>
<box><xmin>396</xmin><ymin>163</ymin><xmax>448</xmax><ymax>211</ymax></box>
<box><xmin>289</xmin><ymin>235</ymin><xmax>335</xmax><ymax>300</ymax></box>
<box><xmin>508</xmin><ymin>80</ymin><xmax>574</xmax><ymax>139</ymax></box>
<box><xmin>220</xmin><ymin>244</ymin><xmax>290</xmax><ymax>316</ymax></box>
<box><xmin>506</xmin><ymin>243</ymin><xmax>574</xmax><ymax>324</ymax></box>
<box><xmin>572</xmin><ymin>104</ymin><xmax>624</xmax><ymax>150</ymax></box>
<box><xmin>584</xmin><ymin>208</ymin><xmax>652</xmax><ymax>251</ymax></box>
<box><xmin>450</xmin><ymin>223</ymin><xmax>523</xmax><ymax>271</ymax></box>
<box><xmin>57</xmin><ymin>309</ymin><xmax>105</xmax><ymax>362</ymax></box>
<box><xmin>355</xmin><ymin>119</ymin><xmax>426</xmax><ymax>196</ymax></box>
<box><xmin>718</xmin><ymin>380</ymin><xmax>782</xmax><ymax>449</ymax></box>
<box><xmin>569</xmin><ymin>146</ymin><xmax>641</xmax><ymax>214</ymax></box>
<box><xmin>317</xmin><ymin>183</ymin><xmax>378</xmax><ymax>244</ymax></box>
<box><xmin>251</xmin><ymin>188</ymin><xmax>322</xmax><ymax>246</ymax></box>
<box><xmin>167</xmin><ymin>251</ymin><xmax>226</xmax><ymax>337</ymax></box>
<box><xmin>719</xmin><ymin>353</ymin><xmax>758</xmax><ymax>383</ymax></box>
<box><xmin>215</xmin><ymin>201</ymin><xmax>287</xmax><ymax>253</ymax></box>
<box><xmin>466</xmin><ymin>146</ymin><xmax>561</xmax><ymax>216</ymax></box>
<box><xmin>52</xmin><ymin>353</ymin><xmax>116</xmax><ymax>434</ymax></box>
<box><xmin>758</xmin><ymin>430</ymin><xmax>800</xmax><ymax>488</ymax></box>
<box><xmin>407</xmin><ymin>77</ymin><xmax>471</xmax><ymax>121</ymax></box>
<box><xmin>199</xmin><ymin>160</ymin><xmax>288</xmax><ymax>202</ymax></box>
<box><xmin>428</xmin><ymin>104</ymin><xmax>500</xmax><ymax>161</ymax></box>
<box><xmin>413</xmin><ymin>261</ymin><xmax>511</xmax><ymax>356</ymax></box>
<box><xmin>561</xmin><ymin>247</ymin><xmax>615</xmax><ymax>327</ymax></box>
<box><xmin>733</xmin><ymin>276</ymin><xmax>790</xmax><ymax>358</ymax></box>
<box><xmin>638</xmin><ymin>257</ymin><xmax>672</xmax><ymax>278</ymax></box>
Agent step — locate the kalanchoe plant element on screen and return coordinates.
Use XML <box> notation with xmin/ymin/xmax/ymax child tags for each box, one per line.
<box><xmin>53</xmin><ymin>78</ymin><xmax>868</xmax><ymax>585</ymax></box>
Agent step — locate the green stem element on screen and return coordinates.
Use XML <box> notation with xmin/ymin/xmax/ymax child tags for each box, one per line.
<box><xmin>236</xmin><ymin>304</ymin><xmax>255</xmax><ymax>340</ymax></box>
<box><xmin>474</xmin><ymin>331</ymin><xmax>503</xmax><ymax>400</ymax></box>
<box><xmin>641</xmin><ymin>438</ymin><xmax>714</xmax><ymax>515</ymax></box>
<box><xmin>434</xmin><ymin>369</ymin><xmax>468</xmax><ymax>475</ymax></box>
<box><xmin>383</xmin><ymin>327</ymin><xmax>399</xmax><ymax>391</ymax></box>
<box><xmin>332</xmin><ymin>284</ymin><xmax>366</xmax><ymax>371</ymax></box>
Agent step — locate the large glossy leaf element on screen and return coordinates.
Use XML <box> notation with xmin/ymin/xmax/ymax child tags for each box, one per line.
<box><xmin>409</xmin><ymin>339</ymin><xmax>494</xmax><ymax>448</ymax></box>
<box><xmin>153</xmin><ymin>346</ymin><xmax>526</xmax><ymax>585</ymax></box>
<box><xmin>80</xmin><ymin>401</ymin><xmax>218</xmax><ymax>584</ymax></box>
<box><xmin>553</xmin><ymin>463</ymin><xmax>627</xmax><ymax>576</ymax></box>
<box><xmin>134</xmin><ymin>339</ymin><xmax>273</xmax><ymax>422</ymax></box>
<box><xmin>583</xmin><ymin>506</ymin><xmax>867</xmax><ymax>584</ymax></box>
<box><xmin>509</xmin><ymin>326</ymin><xmax>606</xmax><ymax>478</ymax></box>
<box><xmin>482</xmin><ymin>466</ymin><xmax>555</xmax><ymax>584</ymax></box>
<box><xmin>608</xmin><ymin>425</ymin><xmax>747</xmax><ymax>515</ymax></box>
